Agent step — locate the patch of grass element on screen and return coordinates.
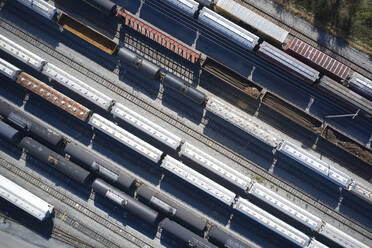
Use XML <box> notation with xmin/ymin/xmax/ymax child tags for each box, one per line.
<box><xmin>254</xmin><ymin>175</ymin><xmax>265</xmax><ymax>183</ymax></box>
<box><xmin>273</xmin><ymin>0</ymin><xmax>372</xmax><ymax>55</ymax></box>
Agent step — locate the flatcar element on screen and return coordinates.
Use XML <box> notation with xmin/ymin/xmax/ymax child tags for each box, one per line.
<box><xmin>111</xmin><ymin>103</ymin><xmax>182</xmax><ymax>150</ymax></box>
<box><xmin>88</xmin><ymin>113</ymin><xmax>163</xmax><ymax>163</ymax></box>
<box><xmin>19</xmin><ymin>137</ymin><xmax>91</xmax><ymax>184</ymax></box>
<box><xmin>136</xmin><ymin>184</ymin><xmax>208</xmax><ymax>234</ymax></box>
<box><xmin>161</xmin><ymin>155</ymin><xmax>236</xmax><ymax>206</ymax></box>
<box><xmin>15</xmin><ymin>0</ymin><xmax>57</xmax><ymax>20</ymax></box>
<box><xmin>0</xmin><ymin>119</ymin><xmax>21</xmax><ymax>143</ymax></box>
<box><xmin>258</xmin><ymin>42</ymin><xmax>320</xmax><ymax>83</ymax></box>
<box><xmin>198</xmin><ymin>7</ymin><xmax>260</xmax><ymax>51</ymax></box>
<box><xmin>214</xmin><ymin>0</ymin><xmax>289</xmax><ymax>44</ymax></box>
<box><xmin>248</xmin><ymin>182</ymin><xmax>322</xmax><ymax>231</ymax></box>
<box><xmin>180</xmin><ymin>142</ymin><xmax>252</xmax><ymax>191</ymax></box>
<box><xmin>285</xmin><ymin>38</ymin><xmax>350</xmax><ymax>81</ymax></box>
<box><xmin>0</xmin><ymin>99</ymin><xmax>63</xmax><ymax>147</ymax></box>
<box><xmin>16</xmin><ymin>72</ymin><xmax>91</xmax><ymax>121</ymax></box>
<box><xmin>42</xmin><ymin>63</ymin><xmax>114</xmax><ymax>111</ymax></box>
<box><xmin>0</xmin><ymin>175</ymin><xmax>54</xmax><ymax>221</ymax></box>
<box><xmin>206</xmin><ymin>97</ymin><xmax>281</xmax><ymax>147</ymax></box>
<box><xmin>318</xmin><ymin>223</ymin><xmax>369</xmax><ymax>248</ymax></box>
<box><xmin>318</xmin><ymin>76</ymin><xmax>372</xmax><ymax>118</ymax></box>
<box><xmin>348</xmin><ymin>72</ymin><xmax>372</xmax><ymax>101</ymax></box>
<box><xmin>235</xmin><ymin>198</ymin><xmax>311</xmax><ymax>247</ymax></box>
<box><xmin>0</xmin><ymin>34</ymin><xmax>46</xmax><ymax>71</ymax></box>
<box><xmin>64</xmin><ymin>142</ymin><xmax>136</xmax><ymax>190</ymax></box>
<box><xmin>92</xmin><ymin>179</ymin><xmax>159</xmax><ymax>224</ymax></box>
<box><xmin>159</xmin><ymin>218</ymin><xmax>218</xmax><ymax>248</ymax></box>
<box><xmin>208</xmin><ymin>225</ymin><xmax>253</xmax><ymax>248</ymax></box>
<box><xmin>0</xmin><ymin>58</ymin><xmax>22</xmax><ymax>80</ymax></box>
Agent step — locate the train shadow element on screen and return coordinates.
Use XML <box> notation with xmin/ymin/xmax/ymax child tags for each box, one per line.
<box><xmin>273</xmin><ymin>159</ymin><xmax>340</xmax><ymax>207</ymax></box>
<box><xmin>160</xmin><ymin>175</ymin><xmax>233</xmax><ymax>225</ymax></box>
<box><xmin>0</xmin><ymin>139</ymin><xmax>22</xmax><ymax>161</ymax></box>
<box><xmin>91</xmin><ymin>134</ymin><xmax>162</xmax><ymax>186</ymax></box>
<box><xmin>92</xmin><ymin>194</ymin><xmax>158</xmax><ymax>240</ymax></box>
<box><xmin>229</xmin><ymin>214</ymin><xmax>286</xmax><ymax>248</ymax></box>
<box><xmin>24</xmin><ymin>156</ymin><xmax>91</xmax><ymax>202</ymax></box>
<box><xmin>0</xmin><ymin>198</ymin><xmax>54</xmax><ymax>239</ymax></box>
<box><xmin>139</xmin><ymin>0</ymin><xmax>197</xmax><ymax>46</ymax></box>
<box><xmin>203</xmin><ymin>112</ymin><xmax>275</xmax><ymax>171</ymax></box>
<box><xmin>0</xmin><ymin>76</ymin><xmax>26</xmax><ymax>107</ymax></box>
<box><xmin>113</xmin><ymin>0</ymin><xmax>141</xmax><ymax>15</ymax></box>
<box><xmin>23</xmin><ymin>97</ymin><xmax>93</xmax><ymax>146</ymax></box>
<box><xmin>118</xmin><ymin>65</ymin><xmax>160</xmax><ymax>101</ymax></box>
<box><xmin>160</xmin><ymin>87</ymin><xmax>204</xmax><ymax>125</ymax></box>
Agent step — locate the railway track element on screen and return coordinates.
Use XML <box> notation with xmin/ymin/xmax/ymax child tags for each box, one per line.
<box><xmin>0</xmin><ymin>154</ymin><xmax>153</xmax><ymax>248</ymax></box>
<box><xmin>238</xmin><ymin>0</ymin><xmax>372</xmax><ymax>80</ymax></box>
<box><xmin>0</xmin><ymin>17</ymin><xmax>370</xmax><ymax>242</ymax></box>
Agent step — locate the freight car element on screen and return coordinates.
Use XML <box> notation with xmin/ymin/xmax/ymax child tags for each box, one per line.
<box><xmin>277</xmin><ymin>141</ymin><xmax>353</xmax><ymax>189</ymax></box>
<box><xmin>318</xmin><ymin>223</ymin><xmax>369</xmax><ymax>248</ymax></box>
<box><xmin>159</xmin><ymin>218</ymin><xmax>218</xmax><ymax>248</ymax></box>
<box><xmin>88</xmin><ymin>113</ymin><xmax>163</xmax><ymax>163</ymax></box>
<box><xmin>0</xmin><ymin>174</ymin><xmax>54</xmax><ymax>221</ymax></box>
<box><xmin>161</xmin><ymin>155</ymin><xmax>236</xmax><ymax>206</ymax></box>
<box><xmin>19</xmin><ymin>136</ymin><xmax>91</xmax><ymax>184</ymax></box>
<box><xmin>0</xmin><ymin>57</ymin><xmax>21</xmax><ymax>80</ymax></box>
<box><xmin>16</xmin><ymin>72</ymin><xmax>91</xmax><ymax>121</ymax></box>
<box><xmin>180</xmin><ymin>142</ymin><xmax>252</xmax><ymax>191</ymax></box>
<box><xmin>0</xmin><ymin>99</ymin><xmax>63</xmax><ymax>147</ymax></box>
<box><xmin>111</xmin><ymin>103</ymin><xmax>182</xmax><ymax>150</ymax></box>
<box><xmin>208</xmin><ymin>225</ymin><xmax>253</xmax><ymax>248</ymax></box>
<box><xmin>92</xmin><ymin>178</ymin><xmax>159</xmax><ymax>224</ymax></box>
<box><xmin>0</xmin><ymin>34</ymin><xmax>46</xmax><ymax>71</ymax></box>
<box><xmin>206</xmin><ymin>97</ymin><xmax>281</xmax><ymax>147</ymax></box>
<box><xmin>15</xmin><ymin>0</ymin><xmax>57</xmax><ymax>20</ymax></box>
<box><xmin>348</xmin><ymin>72</ymin><xmax>372</xmax><ymax>101</ymax></box>
<box><xmin>162</xmin><ymin>0</ymin><xmax>200</xmax><ymax>17</ymax></box>
<box><xmin>214</xmin><ymin>0</ymin><xmax>289</xmax><ymax>44</ymax></box>
<box><xmin>42</xmin><ymin>63</ymin><xmax>114</xmax><ymax>111</ymax></box>
<box><xmin>0</xmin><ymin>35</ymin><xmax>115</xmax><ymax>112</ymax></box>
<box><xmin>198</xmin><ymin>7</ymin><xmax>260</xmax><ymax>51</ymax></box>
<box><xmin>64</xmin><ymin>142</ymin><xmax>136</xmax><ymax>191</ymax></box>
<box><xmin>248</xmin><ymin>182</ymin><xmax>322</xmax><ymax>231</ymax></box>
<box><xmin>136</xmin><ymin>184</ymin><xmax>208</xmax><ymax>234</ymax></box>
<box><xmin>235</xmin><ymin>197</ymin><xmax>311</xmax><ymax>247</ymax></box>
<box><xmin>115</xmin><ymin>8</ymin><xmax>202</xmax><ymax>64</ymax></box>
<box><xmin>258</xmin><ymin>42</ymin><xmax>320</xmax><ymax>83</ymax></box>
<box><xmin>285</xmin><ymin>38</ymin><xmax>350</xmax><ymax>81</ymax></box>
<box><xmin>318</xmin><ymin>76</ymin><xmax>372</xmax><ymax>118</ymax></box>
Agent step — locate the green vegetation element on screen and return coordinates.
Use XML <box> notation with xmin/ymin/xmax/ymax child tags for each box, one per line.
<box><xmin>273</xmin><ymin>0</ymin><xmax>372</xmax><ymax>55</ymax></box>
<box><xmin>254</xmin><ymin>175</ymin><xmax>265</xmax><ymax>183</ymax></box>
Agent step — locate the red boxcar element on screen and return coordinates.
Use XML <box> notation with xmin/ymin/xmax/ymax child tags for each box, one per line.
<box><xmin>286</xmin><ymin>38</ymin><xmax>350</xmax><ymax>81</ymax></box>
